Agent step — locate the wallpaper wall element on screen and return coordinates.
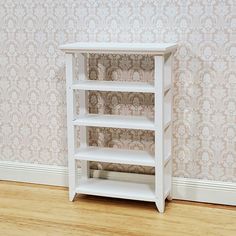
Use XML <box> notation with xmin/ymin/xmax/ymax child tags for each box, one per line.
<box><xmin>0</xmin><ymin>0</ymin><xmax>235</xmax><ymax>182</ymax></box>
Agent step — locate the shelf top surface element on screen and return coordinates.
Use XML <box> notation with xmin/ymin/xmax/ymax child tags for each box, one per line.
<box><xmin>59</xmin><ymin>42</ymin><xmax>177</xmax><ymax>54</ymax></box>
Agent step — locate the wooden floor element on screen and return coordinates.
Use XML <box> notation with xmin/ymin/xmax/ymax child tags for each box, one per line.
<box><xmin>0</xmin><ymin>181</ymin><xmax>235</xmax><ymax>236</ymax></box>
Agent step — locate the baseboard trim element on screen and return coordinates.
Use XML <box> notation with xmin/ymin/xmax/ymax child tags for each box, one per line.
<box><xmin>0</xmin><ymin>161</ymin><xmax>235</xmax><ymax>206</ymax></box>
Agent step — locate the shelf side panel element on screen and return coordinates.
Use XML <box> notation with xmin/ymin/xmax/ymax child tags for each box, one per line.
<box><xmin>66</xmin><ymin>53</ymin><xmax>77</xmax><ymax>201</ymax></box>
<box><xmin>154</xmin><ymin>55</ymin><xmax>165</xmax><ymax>213</ymax></box>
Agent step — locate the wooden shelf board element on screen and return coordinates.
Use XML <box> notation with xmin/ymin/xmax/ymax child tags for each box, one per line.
<box><xmin>76</xmin><ymin>178</ymin><xmax>155</xmax><ymax>202</ymax></box>
<box><xmin>74</xmin><ymin>147</ymin><xmax>155</xmax><ymax>166</ymax></box>
<box><xmin>73</xmin><ymin>114</ymin><xmax>155</xmax><ymax>130</ymax></box>
<box><xmin>60</xmin><ymin>42</ymin><xmax>177</xmax><ymax>55</ymax></box>
<box><xmin>72</xmin><ymin>80</ymin><xmax>155</xmax><ymax>93</ymax></box>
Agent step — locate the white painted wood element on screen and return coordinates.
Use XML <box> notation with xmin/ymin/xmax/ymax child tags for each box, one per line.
<box><xmin>61</xmin><ymin>42</ymin><xmax>176</xmax><ymax>212</ymax></box>
<box><xmin>74</xmin><ymin>147</ymin><xmax>155</xmax><ymax>166</ymax></box>
<box><xmin>73</xmin><ymin>114</ymin><xmax>155</xmax><ymax>130</ymax></box>
<box><xmin>164</xmin><ymin>121</ymin><xmax>171</xmax><ymax>131</ymax></box>
<box><xmin>65</xmin><ymin>53</ymin><xmax>77</xmax><ymax>201</ymax></box>
<box><xmin>60</xmin><ymin>42</ymin><xmax>177</xmax><ymax>55</ymax></box>
<box><xmin>1</xmin><ymin>161</ymin><xmax>236</xmax><ymax>206</ymax></box>
<box><xmin>76</xmin><ymin>178</ymin><xmax>155</xmax><ymax>202</ymax></box>
<box><xmin>164</xmin><ymin>89</ymin><xmax>171</xmax><ymax>129</ymax></box>
<box><xmin>164</xmin><ymin>123</ymin><xmax>171</xmax><ymax>155</ymax></box>
<box><xmin>164</xmin><ymin>160</ymin><xmax>172</xmax><ymax>200</ymax></box>
<box><xmin>154</xmin><ymin>55</ymin><xmax>165</xmax><ymax>213</ymax></box>
<box><xmin>77</xmin><ymin>53</ymin><xmax>89</xmax><ymax>180</ymax></box>
<box><xmin>172</xmin><ymin>177</ymin><xmax>236</xmax><ymax>206</ymax></box>
<box><xmin>164</xmin><ymin>85</ymin><xmax>171</xmax><ymax>94</ymax></box>
<box><xmin>72</xmin><ymin>80</ymin><xmax>155</xmax><ymax>93</ymax></box>
<box><xmin>164</xmin><ymin>189</ymin><xmax>171</xmax><ymax>199</ymax></box>
<box><xmin>164</xmin><ymin>155</ymin><xmax>171</xmax><ymax>166</ymax></box>
<box><xmin>164</xmin><ymin>53</ymin><xmax>172</xmax><ymax>90</ymax></box>
<box><xmin>165</xmin><ymin>53</ymin><xmax>173</xmax><ymax>201</ymax></box>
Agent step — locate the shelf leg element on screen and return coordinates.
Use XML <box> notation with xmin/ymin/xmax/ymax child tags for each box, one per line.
<box><xmin>66</xmin><ymin>53</ymin><xmax>78</xmax><ymax>201</ymax></box>
<box><xmin>164</xmin><ymin>53</ymin><xmax>173</xmax><ymax>202</ymax></box>
<box><xmin>154</xmin><ymin>52</ymin><xmax>174</xmax><ymax>211</ymax></box>
<box><xmin>78</xmin><ymin>53</ymin><xmax>90</xmax><ymax>180</ymax></box>
<box><xmin>154</xmin><ymin>55</ymin><xmax>165</xmax><ymax>212</ymax></box>
<box><xmin>167</xmin><ymin>194</ymin><xmax>173</xmax><ymax>201</ymax></box>
<box><xmin>155</xmin><ymin>200</ymin><xmax>165</xmax><ymax>213</ymax></box>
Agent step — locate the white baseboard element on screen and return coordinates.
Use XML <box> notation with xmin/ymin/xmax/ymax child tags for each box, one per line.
<box><xmin>0</xmin><ymin>161</ymin><xmax>235</xmax><ymax>206</ymax></box>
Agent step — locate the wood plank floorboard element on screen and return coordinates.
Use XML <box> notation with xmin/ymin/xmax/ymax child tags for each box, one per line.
<box><xmin>0</xmin><ymin>181</ymin><xmax>235</xmax><ymax>236</ymax></box>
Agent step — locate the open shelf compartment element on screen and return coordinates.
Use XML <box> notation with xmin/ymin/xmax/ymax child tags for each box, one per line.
<box><xmin>74</xmin><ymin>146</ymin><xmax>155</xmax><ymax>166</ymax></box>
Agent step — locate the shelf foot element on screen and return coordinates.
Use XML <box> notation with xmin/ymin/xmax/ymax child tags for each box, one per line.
<box><xmin>155</xmin><ymin>200</ymin><xmax>165</xmax><ymax>213</ymax></box>
<box><xmin>167</xmin><ymin>192</ymin><xmax>173</xmax><ymax>201</ymax></box>
<box><xmin>69</xmin><ymin>192</ymin><xmax>77</xmax><ymax>202</ymax></box>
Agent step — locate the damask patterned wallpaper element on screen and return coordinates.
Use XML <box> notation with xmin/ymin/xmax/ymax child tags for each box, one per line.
<box><xmin>0</xmin><ymin>0</ymin><xmax>235</xmax><ymax>182</ymax></box>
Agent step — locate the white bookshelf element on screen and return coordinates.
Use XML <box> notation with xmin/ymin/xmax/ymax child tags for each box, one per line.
<box><xmin>60</xmin><ymin>42</ymin><xmax>177</xmax><ymax>213</ymax></box>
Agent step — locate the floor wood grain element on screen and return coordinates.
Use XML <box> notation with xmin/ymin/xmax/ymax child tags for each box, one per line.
<box><xmin>0</xmin><ymin>181</ymin><xmax>235</xmax><ymax>236</ymax></box>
